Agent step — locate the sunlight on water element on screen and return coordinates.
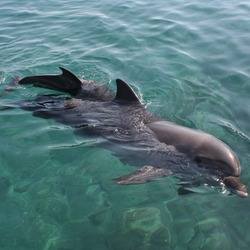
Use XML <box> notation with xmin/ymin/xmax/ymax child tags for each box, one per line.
<box><xmin>1</xmin><ymin>0</ymin><xmax>250</xmax><ymax>249</ymax></box>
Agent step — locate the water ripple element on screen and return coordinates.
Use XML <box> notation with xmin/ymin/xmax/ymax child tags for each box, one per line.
<box><xmin>1</xmin><ymin>0</ymin><xmax>250</xmax><ymax>249</ymax></box>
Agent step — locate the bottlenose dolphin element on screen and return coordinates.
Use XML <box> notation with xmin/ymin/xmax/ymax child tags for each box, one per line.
<box><xmin>3</xmin><ymin>67</ymin><xmax>248</xmax><ymax>197</ymax></box>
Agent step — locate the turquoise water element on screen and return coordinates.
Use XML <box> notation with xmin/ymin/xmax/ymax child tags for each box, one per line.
<box><xmin>1</xmin><ymin>0</ymin><xmax>250</xmax><ymax>249</ymax></box>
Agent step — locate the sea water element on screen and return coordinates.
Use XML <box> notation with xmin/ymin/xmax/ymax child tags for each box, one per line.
<box><xmin>1</xmin><ymin>0</ymin><xmax>250</xmax><ymax>249</ymax></box>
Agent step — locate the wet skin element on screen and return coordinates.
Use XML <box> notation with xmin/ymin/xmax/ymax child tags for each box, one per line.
<box><xmin>3</xmin><ymin>67</ymin><xmax>247</xmax><ymax>197</ymax></box>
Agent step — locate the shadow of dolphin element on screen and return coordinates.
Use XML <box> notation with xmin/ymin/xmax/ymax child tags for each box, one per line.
<box><xmin>3</xmin><ymin>67</ymin><xmax>248</xmax><ymax>197</ymax></box>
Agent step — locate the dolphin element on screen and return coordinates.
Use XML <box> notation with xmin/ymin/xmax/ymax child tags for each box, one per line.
<box><xmin>3</xmin><ymin>67</ymin><xmax>247</xmax><ymax>197</ymax></box>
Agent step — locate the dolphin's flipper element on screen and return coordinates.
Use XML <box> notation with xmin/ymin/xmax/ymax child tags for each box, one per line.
<box><xmin>19</xmin><ymin>67</ymin><xmax>82</xmax><ymax>95</ymax></box>
<box><xmin>112</xmin><ymin>165</ymin><xmax>172</xmax><ymax>185</ymax></box>
<box><xmin>177</xmin><ymin>180</ymin><xmax>201</xmax><ymax>195</ymax></box>
<box><xmin>177</xmin><ymin>187</ymin><xmax>196</xmax><ymax>195</ymax></box>
<box><xmin>114</xmin><ymin>79</ymin><xmax>141</xmax><ymax>103</ymax></box>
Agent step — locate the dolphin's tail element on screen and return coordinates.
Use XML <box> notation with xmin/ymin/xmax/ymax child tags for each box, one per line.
<box><xmin>0</xmin><ymin>75</ymin><xmax>20</xmax><ymax>111</ymax></box>
<box><xmin>0</xmin><ymin>75</ymin><xmax>20</xmax><ymax>97</ymax></box>
<box><xmin>19</xmin><ymin>67</ymin><xmax>82</xmax><ymax>95</ymax></box>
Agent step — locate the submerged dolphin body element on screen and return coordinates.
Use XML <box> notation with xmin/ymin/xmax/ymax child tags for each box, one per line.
<box><xmin>6</xmin><ymin>67</ymin><xmax>247</xmax><ymax>197</ymax></box>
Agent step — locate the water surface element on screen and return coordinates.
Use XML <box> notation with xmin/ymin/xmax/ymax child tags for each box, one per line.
<box><xmin>1</xmin><ymin>0</ymin><xmax>250</xmax><ymax>249</ymax></box>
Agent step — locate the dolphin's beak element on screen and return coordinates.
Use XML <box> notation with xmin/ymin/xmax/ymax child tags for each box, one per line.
<box><xmin>234</xmin><ymin>185</ymin><xmax>248</xmax><ymax>197</ymax></box>
<box><xmin>235</xmin><ymin>189</ymin><xmax>248</xmax><ymax>197</ymax></box>
<box><xmin>224</xmin><ymin>176</ymin><xmax>248</xmax><ymax>197</ymax></box>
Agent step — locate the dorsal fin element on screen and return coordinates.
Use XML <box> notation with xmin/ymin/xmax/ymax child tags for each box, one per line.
<box><xmin>114</xmin><ymin>79</ymin><xmax>141</xmax><ymax>103</ymax></box>
<box><xmin>59</xmin><ymin>67</ymin><xmax>82</xmax><ymax>87</ymax></box>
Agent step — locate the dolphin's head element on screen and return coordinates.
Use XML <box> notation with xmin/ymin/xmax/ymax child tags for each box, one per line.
<box><xmin>192</xmin><ymin>132</ymin><xmax>243</xmax><ymax>179</ymax></box>
<box><xmin>176</xmin><ymin>130</ymin><xmax>248</xmax><ymax>197</ymax></box>
<box><xmin>195</xmin><ymin>148</ymin><xmax>241</xmax><ymax>177</ymax></box>
<box><xmin>146</xmin><ymin>121</ymin><xmax>247</xmax><ymax>196</ymax></box>
<box><xmin>196</xmin><ymin>155</ymin><xmax>248</xmax><ymax>197</ymax></box>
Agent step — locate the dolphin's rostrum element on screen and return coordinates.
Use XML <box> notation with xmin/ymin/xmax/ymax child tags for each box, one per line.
<box><xmin>5</xmin><ymin>67</ymin><xmax>248</xmax><ymax>197</ymax></box>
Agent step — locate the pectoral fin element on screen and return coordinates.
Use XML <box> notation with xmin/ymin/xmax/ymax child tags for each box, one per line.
<box><xmin>177</xmin><ymin>180</ymin><xmax>202</xmax><ymax>195</ymax></box>
<box><xmin>113</xmin><ymin>166</ymin><xmax>172</xmax><ymax>185</ymax></box>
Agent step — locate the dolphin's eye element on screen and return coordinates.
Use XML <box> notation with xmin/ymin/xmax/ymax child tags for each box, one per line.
<box><xmin>195</xmin><ymin>157</ymin><xmax>202</xmax><ymax>164</ymax></box>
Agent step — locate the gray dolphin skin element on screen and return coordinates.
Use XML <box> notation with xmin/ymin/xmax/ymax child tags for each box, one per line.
<box><xmin>6</xmin><ymin>67</ymin><xmax>248</xmax><ymax>197</ymax></box>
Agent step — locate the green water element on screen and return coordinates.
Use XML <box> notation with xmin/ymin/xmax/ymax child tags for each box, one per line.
<box><xmin>1</xmin><ymin>0</ymin><xmax>250</xmax><ymax>249</ymax></box>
